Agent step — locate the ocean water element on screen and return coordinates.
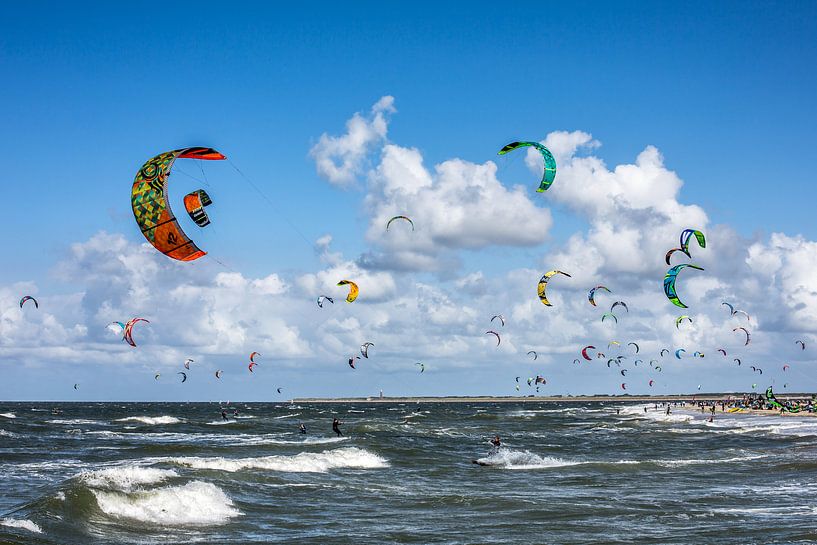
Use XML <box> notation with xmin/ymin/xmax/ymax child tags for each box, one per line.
<box><xmin>2</xmin><ymin>401</ymin><xmax>817</xmax><ymax>544</ymax></box>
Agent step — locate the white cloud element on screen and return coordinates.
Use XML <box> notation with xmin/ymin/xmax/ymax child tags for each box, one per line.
<box><xmin>309</xmin><ymin>96</ymin><xmax>395</xmax><ymax>187</ymax></box>
<box><xmin>361</xmin><ymin>144</ymin><xmax>553</xmax><ymax>272</ymax></box>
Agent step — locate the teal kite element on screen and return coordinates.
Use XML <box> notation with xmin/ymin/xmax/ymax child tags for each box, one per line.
<box><xmin>498</xmin><ymin>141</ymin><xmax>557</xmax><ymax>192</ymax></box>
<box><xmin>664</xmin><ymin>264</ymin><xmax>704</xmax><ymax>309</ymax></box>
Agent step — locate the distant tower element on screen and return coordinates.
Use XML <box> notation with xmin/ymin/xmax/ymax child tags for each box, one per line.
<box><xmin>379</xmin><ymin>389</ymin><xmax>384</xmax><ymax>399</ymax></box>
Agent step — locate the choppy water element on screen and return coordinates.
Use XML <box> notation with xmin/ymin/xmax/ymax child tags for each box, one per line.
<box><xmin>2</xmin><ymin>401</ymin><xmax>817</xmax><ymax>544</ymax></box>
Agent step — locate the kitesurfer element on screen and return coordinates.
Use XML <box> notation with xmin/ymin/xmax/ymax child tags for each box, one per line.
<box><xmin>299</xmin><ymin>423</ymin><xmax>307</xmax><ymax>434</ymax></box>
<box><xmin>490</xmin><ymin>435</ymin><xmax>501</xmax><ymax>448</ymax></box>
<box><xmin>332</xmin><ymin>418</ymin><xmax>343</xmax><ymax>437</ymax></box>
<box><xmin>666</xmin><ymin>405</ymin><xmax>671</xmax><ymax>416</ymax></box>
<box><xmin>221</xmin><ymin>410</ymin><xmax>229</xmax><ymax>421</ymax></box>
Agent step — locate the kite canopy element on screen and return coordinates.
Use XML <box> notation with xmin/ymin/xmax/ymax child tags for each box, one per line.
<box><xmin>588</xmin><ymin>285</ymin><xmax>611</xmax><ymax>307</ymax></box>
<box><xmin>338</xmin><ymin>280</ymin><xmax>359</xmax><ymax>303</ymax></box>
<box><xmin>19</xmin><ymin>296</ymin><xmax>38</xmax><ymax>309</ymax></box>
<box><xmin>131</xmin><ymin>147</ymin><xmax>226</xmax><ymax>262</ymax></box>
<box><xmin>537</xmin><ymin>270</ymin><xmax>571</xmax><ymax>306</ymax></box>
<box><xmin>497</xmin><ymin>141</ymin><xmax>557</xmax><ymax>192</ymax></box>
<box><xmin>663</xmin><ymin>264</ymin><xmax>704</xmax><ymax>308</ymax></box>
<box><xmin>386</xmin><ymin>215</ymin><xmax>414</xmax><ymax>231</ymax></box>
<box><xmin>183</xmin><ymin>189</ymin><xmax>213</xmax><ymax>227</ymax></box>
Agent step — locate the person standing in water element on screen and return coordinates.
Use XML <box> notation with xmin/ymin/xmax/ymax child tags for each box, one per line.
<box><xmin>221</xmin><ymin>410</ymin><xmax>229</xmax><ymax>421</ymax></box>
<box><xmin>666</xmin><ymin>405</ymin><xmax>671</xmax><ymax>416</ymax></box>
<box><xmin>332</xmin><ymin>418</ymin><xmax>343</xmax><ymax>437</ymax></box>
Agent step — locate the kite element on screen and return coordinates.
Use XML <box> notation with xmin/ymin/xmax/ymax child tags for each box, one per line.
<box><xmin>527</xmin><ymin>350</ymin><xmax>538</xmax><ymax>360</ymax></box>
<box><xmin>248</xmin><ymin>362</ymin><xmax>258</xmax><ymax>373</ymax></box>
<box><xmin>337</xmin><ymin>280</ymin><xmax>359</xmax><ymax>303</ymax></box>
<box><xmin>610</xmin><ymin>301</ymin><xmax>629</xmax><ymax>314</ymax></box>
<box><xmin>664</xmin><ymin>264</ymin><xmax>704</xmax><ymax>308</ymax></box>
<box><xmin>497</xmin><ymin>141</ymin><xmax>557</xmax><ymax>192</ymax></box>
<box><xmin>573</xmin><ymin>358</ymin><xmax>581</xmax><ymax>365</ymax></box>
<box><xmin>131</xmin><ymin>147</ymin><xmax>226</xmax><ymax>261</ymax></box>
<box><xmin>154</xmin><ymin>373</ymin><xmax>161</xmax><ymax>380</ymax></box>
<box><xmin>620</xmin><ymin>369</ymin><xmax>627</xmax><ymax>376</ymax></box>
<box><xmin>386</xmin><ymin>215</ymin><xmax>415</xmax><ymax>231</ymax></box>
<box><xmin>621</xmin><ymin>383</ymin><xmax>627</xmax><ymax>390</ymax></box>
<box><xmin>124</xmin><ymin>318</ymin><xmax>149</xmax><ymax>347</ymax></box>
<box><xmin>19</xmin><ymin>296</ymin><xmax>38</xmax><ymax>309</ymax></box>
<box><xmin>796</xmin><ymin>340</ymin><xmax>806</xmax><ymax>350</ymax></box>
<box><xmin>693</xmin><ymin>351</ymin><xmax>704</xmax><ymax>358</ymax></box>
<box><xmin>73</xmin><ymin>384</ymin><xmax>79</xmax><ymax>390</ymax></box>
<box><xmin>675</xmin><ymin>348</ymin><xmax>686</xmax><ymax>359</ymax></box>
<box><xmin>250</xmin><ymin>352</ymin><xmax>261</xmax><ymax>363</ymax></box>
<box><xmin>734</xmin><ymin>358</ymin><xmax>741</xmax><ymax>366</ymax></box>
<box><xmin>660</xmin><ymin>349</ymin><xmax>670</xmax><ymax>357</ymax></box>
<box><xmin>537</xmin><ymin>270</ymin><xmax>571</xmax><ymax>306</ymax></box>
<box><xmin>679</xmin><ymin>229</ymin><xmax>706</xmax><ymax>255</ymax></box>
<box><xmin>733</xmin><ymin>310</ymin><xmax>750</xmax><ymax>321</ymax></box>
<box><xmin>608</xmin><ymin>340</ymin><xmax>621</xmax><ymax>349</ymax></box>
<box><xmin>655</xmin><ymin>366</ymin><xmax>662</xmax><ymax>372</ymax></box>
<box><xmin>107</xmin><ymin>322</ymin><xmax>126</xmax><ymax>337</ymax></box>
<box><xmin>628</xmin><ymin>342</ymin><xmax>640</xmax><ymax>354</ymax></box>
<box><xmin>360</xmin><ymin>342</ymin><xmax>374</xmax><ymax>358</ymax></box>
<box><xmin>277</xmin><ymin>388</ymin><xmax>283</xmax><ymax>394</ymax></box>
<box><xmin>184</xmin><ymin>358</ymin><xmax>194</xmax><ymax>370</ymax></box>
<box><xmin>601</xmin><ymin>313</ymin><xmax>618</xmax><ymax>324</ymax></box>
<box><xmin>675</xmin><ymin>315</ymin><xmax>692</xmax><ymax>328</ymax></box>
<box><xmin>783</xmin><ymin>364</ymin><xmax>790</xmax><ymax>371</ymax></box>
<box><xmin>485</xmin><ymin>330</ymin><xmax>501</xmax><ymax>346</ymax></box>
<box><xmin>581</xmin><ymin>346</ymin><xmax>596</xmax><ymax>361</ymax></box>
<box><xmin>649</xmin><ymin>380</ymin><xmax>655</xmax><ymax>387</ymax></box>
<box><xmin>317</xmin><ymin>295</ymin><xmax>334</xmax><ymax>308</ymax></box>
<box><xmin>183</xmin><ymin>189</ymin><xmax>213</xmax><ymax>227</ymax></box>
<box><xmin>588</xmin><ymin>286</ymin><xmax>611</xmax><ymax>307</ymax></box>
<box><xmin>178</xmin><ymin>372</ymin><xmax>187</xmax><ymax>383</ymax></box>
<box><xmin>348</xmin><ymin>356</ymin><xmax>360</xmax><ymax>369</ymax></box>
<box><xmin>722</xmin><ymin>301</ymin><xmax>735</xmax><ymax>315</ymax></box>
<box><xmin>634</xmin><ymin>359</ymin><xmax>642</xmax><ymax>366</ymax></box>
<box><xmin>416</xmin><ymin>362</ymin><xmax>425</xmax><ymax>373</ymax></box>
<box><xmin>717</xmin><ymin>348</ymin><xmax>727</xmax><ymax>356</ymax></box>
<box><xmin>733</xmin><ymin>327</ymin><xmax>751</xmax><ymax>346</ymax></box>
<box><xmin>215</xmin><ymin>370</ymin><xmax>223</xmax><ymax>379</ymax></box>
<box><xmin>491</xmin><ymin>314</ymin><xmax>506</xmax><ymax>327</ymax></box>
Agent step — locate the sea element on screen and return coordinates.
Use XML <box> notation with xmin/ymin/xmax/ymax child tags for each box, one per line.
<box><xmin>1</xmin><ymin>401</ymin><xmax>817</xmax><ymax>544</ymax></box>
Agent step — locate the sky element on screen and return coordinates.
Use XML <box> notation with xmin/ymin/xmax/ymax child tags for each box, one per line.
<box><xmin>1</xmin><ymin>2</ymin><xmax>816</xmax><ymax>400</ymax></box>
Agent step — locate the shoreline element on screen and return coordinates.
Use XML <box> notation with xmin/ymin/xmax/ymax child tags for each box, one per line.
<box><xmin>291</xmin><ymin>394</ymin><xmax>811</xmax><ymax>404</ymax></box>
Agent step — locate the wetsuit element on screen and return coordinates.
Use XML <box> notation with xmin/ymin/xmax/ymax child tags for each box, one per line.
<box><xmin>221</xmin><ymin>411</ymin><xmax>228</xmax><ymax>421</ymax></box>
<box><xmin>332</xmin><ymin>418</ymin><xmax>343</xmax><ymax>437</ymax></box>
<box><xmin>299</xmin><ymin>424</ymin><xmax>306</xmax><ymax>434</ymax></box>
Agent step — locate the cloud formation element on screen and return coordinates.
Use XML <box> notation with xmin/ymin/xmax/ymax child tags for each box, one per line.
<box><xmin>309</xmin><ymin>96</ymin><xmax>395</xmax><ymax>187</ymax></box>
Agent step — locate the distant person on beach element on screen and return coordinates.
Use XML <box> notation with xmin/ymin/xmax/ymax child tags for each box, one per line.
<box><xmin>666</xmin><ymin>405</ymin><xmax>671</xmax><ymax>416</ymax></box>
<box><xmin>332</xmin><ymin>418</ymin><xmax>343</xmax><ymax>437</ymax></box>
<box><xmin>644</xmin><ymin>407</ymin><xmax>648</xmax><ymax>413</ymax></box>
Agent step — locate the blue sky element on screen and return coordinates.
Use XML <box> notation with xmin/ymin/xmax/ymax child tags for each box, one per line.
<box><xmin>1</xmin><ymin>2</ymin><xmax>816</xmax><ymax>400</ymax></box>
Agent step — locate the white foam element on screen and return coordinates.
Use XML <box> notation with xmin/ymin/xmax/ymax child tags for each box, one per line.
<box><xmin>474</xmin><ymin>449</ymin><xmax>578</xmax><ymax>470</ymax></box>
<box><xmin>49</xmin><ymin>419</ymin><xmax>103</xmax><ymax>425</ymax></box>
<box><xmin>206</xmin><ymin>419</ymin><xmax>237</xmax><ymax>426</ymax></box>
<box><xmin>1</xmin><ymin>518</ymin><xmax>42</xmax><ymax>534</ymax></box>
<box><xmin>0</xmin><ymin>412</ymin><xmax>16</xmax><ymax>419</ymax></box>
<box><xmin>116</xmin><ymin>416</ymin><xmax>182</xmax><ymax>425</ymax></box>
<box><xmin>273</xmin><ymin>413</ymin><xmax>299</xmax><ymax>419</ymax></box>
<box><xmin>0</xmin><ymin>429</ymin><xmax>16</xmax><ymax>437</ymax></box>
<box><xmin>80</xmin><ymin>466</ymin><xmax>178</xmax><ymax>491</ymax></box>
<box><xmin>93</xmin><ymin>481</ymin><xmax>240</xmax><ymax>526</ymax></box>
<box><xmin>170</xmin><ymin>447</ymin><xmax>388</xmax><ymax>473</ymax></box>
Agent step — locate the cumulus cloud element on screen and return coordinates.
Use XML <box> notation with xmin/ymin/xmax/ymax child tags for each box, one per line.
<box><xmin>309</xmin><ymin>96</ymin><xmax>395</xmax><ymax>187</ymax></box>
<box><xmin>3</xmin><ymin>100</ymin><xmax>817</xmax><ymax>398</ymax></box>
<box><xmin>360</xmin><ymin>144</ymin><xmax>553</xmax><ymax>272</ymax></box>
